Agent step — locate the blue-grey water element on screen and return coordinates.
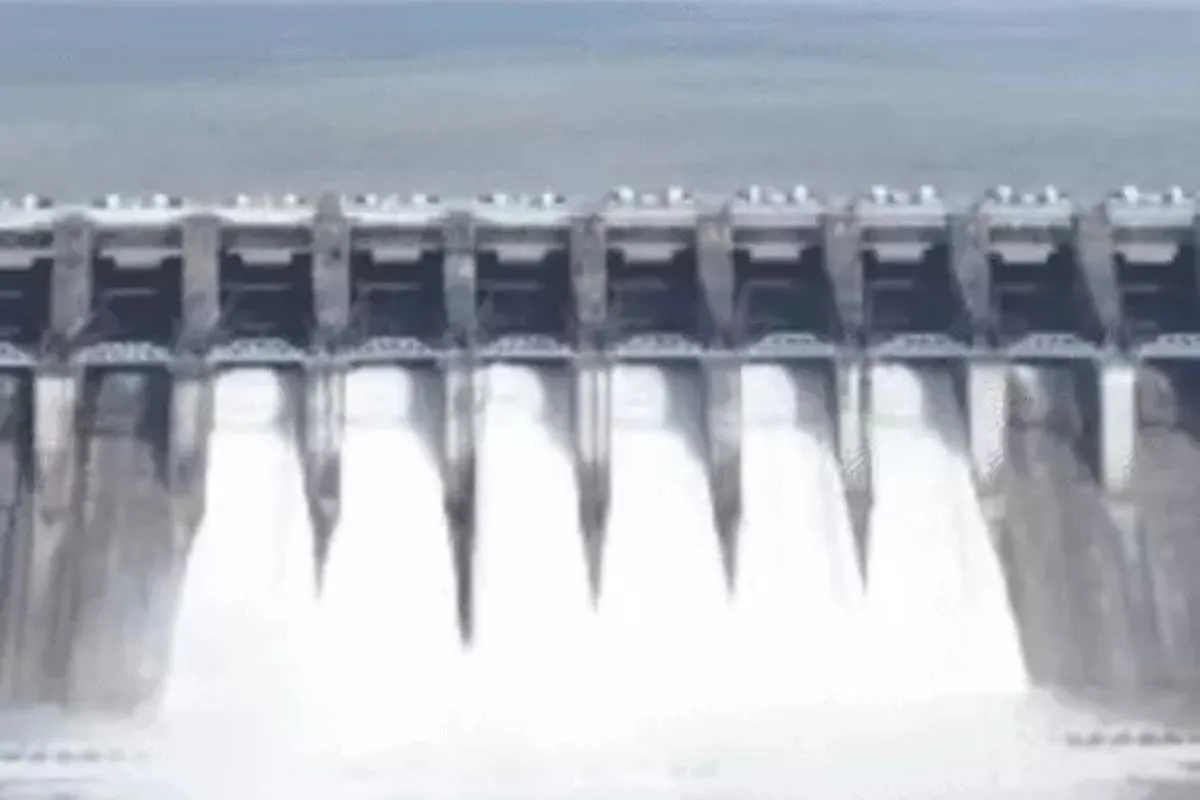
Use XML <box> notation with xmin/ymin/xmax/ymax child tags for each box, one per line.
<box><xmin>1</xmin><ymin>3</ymin><xmax>1200</xmax><ymax>799</ymax></box>
<box><xmin>0</xmin><ymin>2</ymin><xmax>1198</xmax><ymax>199</ymax></box>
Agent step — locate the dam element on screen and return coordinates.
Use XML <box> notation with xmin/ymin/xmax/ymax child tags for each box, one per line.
<box><xmin>0</xmin><ymin>182</ymin><xmax>1194</xmax><ymax>725</ymax></box>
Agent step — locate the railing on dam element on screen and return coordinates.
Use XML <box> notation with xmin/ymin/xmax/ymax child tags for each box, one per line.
<box><xmin>0</xmin><ymin>183</ymin><xmax>1197</xmax><ymax>682</ymax></box>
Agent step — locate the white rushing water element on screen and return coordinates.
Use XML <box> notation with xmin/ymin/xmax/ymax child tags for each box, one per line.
<box><xmin>469</xmin><ymin>365</ymin><xmax>610</xmax><ymax>748</ymax></box>
<box><xmin>138</xmin><ymin>361</ymin><xmax>1067</xmax><ymax>799</ymax></box>
<box><xmin>315</xmin><ymin>367</ymin><xmax>462</xmax><ymax>758</ymax></box>
<box><xmin>596</xmin><ymin>365</ymin><xmax>735</xmax><ymax>733</ymax></box>
<box><xmin>864</xmin><ymin>364</ymin><xmax>1027</xmax><ymax>702</ymax></box>
<box><xmin>730</xmin><ymin>365</ymin><xmax>865</xmax><ymax>708</ymax></box>
<box><xmin>158</xmin><ymin>370</ymin><xmax>321</xmax><ymax>762</ymax></box>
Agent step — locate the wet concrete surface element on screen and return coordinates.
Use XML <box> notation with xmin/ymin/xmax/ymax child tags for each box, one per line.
<box><xmin>0</xmin><ymin>377</ymin><xmax>31</xmax><ymax>704</ymax></box>
<box><xmin>1133</xmin><ymin>365</ymin><xmax>1200</xmax><ymax>691</ymax></box>
<box><xmin>1001</xmin><ymin>365</ymin><xmax>1142</xmax><ymax>691</ymax></box>
<box><xmin>64</xmin><ymin>371</ymin><xmax>173</xmax><ymax>714</ymax></box>
<box><xmin>1000</xmin><ymin>364</ymin><xmax>1200</xmax><ymax>798</ymax></box>
<box><xmin>1132</xmin><ymin>427</ymin><xmax>1200</xmax><ymax>687</ymax></box>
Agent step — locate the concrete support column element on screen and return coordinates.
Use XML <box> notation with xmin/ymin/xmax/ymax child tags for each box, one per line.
<box><xmin>302</xmin><ymin>362</ymin><xmax>345</xmax><ymax>586</ymax></box>
<box><xmin>824</xmin><ymin>208</ymin><xmax>863</xmax><ymax>344</ymax></box>
<box><xmin>167</xmin><ymin>364</ymin><xmax>213</xmax><ymax>557</ymax></box>
<box><xmin>1073</xmin><ymin>205</ymin><xmax>1122</xmax><ymax>344</ymax></box>
<box><xmin>968</xmin><ymin>360</ymin><xmax>1010</xmax><ymax>532</ymax></box>
<box><xmin>180</xmin><ymin>212</ymin><xmax>221</xmax><ymax>355</ymax></box>
<box><xmin>949</xmin><ymin>210</ymin><xmax>993</xmax><ymax>336</ymax></box>
<box><xmin>1099</xmin><ymin>361</ymin><xmax>1140</xmax><ymax>586</ymax></box>
<box><xmin>1099</xmin><ymin>359</ymin><xmax>1152</xmax><ymax>683</ymax></box>
<box><xmin>570</xmin><ymin>210</ymin><xmax>610</xmax><ymax>601</ymax></box>
<box><xmin>442</xmin><ymin>363</ymin><xmax>477</xmax><ymax>528</ymax></box>
<box><xmin>174</xmin><ymin>206</ymin><xmax>220</xmax><ymax>556</ymax></box>
<box><xmin>22</xmin><ymin>367</ymin><xmax>82</xmax><ymax>703</ymax></box>
<box><xmin>442</xmin><ymin>360</ymin><xmax>477</xmax><ymax>642</ymax></box>
<box><xmin>311</xmin><ymin>192</ymin><xmax>352</xmax><ymax>339</ymax></box>
<box><xmin>703</xmin><ymin>354</ymin><xmax>742</xmax><ymax>591</ymax></box>
<box><xmin>696</xmin><ymin>208</ymin><xmax>741</xmax><ymax>590</ymax></box>
<box><xmin>836</xmin><ymin>358</ymin><xmax>870</xmax><ymax>578</ymax></box>
<box><xmin>1099</xmin><ymin>361</ymin><xmax>1137</xmax><ymax>501</ymax></box>
<box><xmin>574</xmin><ymin>358</ymin><xmax>610</xmax><ymax>601</ymax></box>
<box><xmin>441</xmin><ymin>208</ymin><xmax>478</xmax><ymax>642</ymax></box>
<box><xmin>48</xmin><ymin>215</ymin><xmax>92</xmax><ymax>356</ymax></box>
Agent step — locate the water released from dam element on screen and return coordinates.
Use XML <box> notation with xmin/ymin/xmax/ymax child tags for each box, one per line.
<box><xmin>864</xmin><ymin>366</ymin><xmax>1027</xmax><ymax>702</ymax></box>
<box><xmin>143</xmin><ymin>362</ymin><xmax>1101</xmax><ymax>798</ymax></box>
<box><xmin>314</xmin><ymin>367</ymin><xmax>464</xmax><ymax>757</ymax></box>
<box><xmin>159</xmin><ymin>370</ymin><xmax>322</xmax><ymax>761</ymax></box>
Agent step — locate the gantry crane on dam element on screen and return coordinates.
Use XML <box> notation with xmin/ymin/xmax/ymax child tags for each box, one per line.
<box><xmin>0</xmin><ymin>183</ymin><xmax>1196</xmax><ymax>708</ymax></box>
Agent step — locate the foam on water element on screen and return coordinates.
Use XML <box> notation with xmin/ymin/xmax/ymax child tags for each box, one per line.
<box><xmin>596</xmin><ymin>365</ymin><xmax>733</xmax><ymax>729</ymax></box>
<box><xmin>864</xmin><ymin>364</ymin><xmax>1027</xmax><ymax>701</ymax></box>
<box><xmin>469</xmin><ymin>365</ymin><xmax>609</xmax><ymax>746</ymax></box>
<box><xmin>732</xmin><ymin>365</ymin><xmax>865</xmax><ymax>705</ymax></box>
<box><xmin>158</xmin><ymin>369</ymin><xmax>320</xmax><ymax>759</ymax></box>
<box><xmin>315</xmin><ymin>367</ymin><xmax>462</xmax><ymax>757</ymax></box>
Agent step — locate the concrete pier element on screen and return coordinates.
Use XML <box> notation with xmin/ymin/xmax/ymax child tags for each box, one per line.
<box><xmin>22</xmin><ymin>368</ymin><xmax>82</xmax><ymax>704</ymax></box>
<box><xmin>302</xmin><ymin>362</ymin><xmax>345</xmax><ymax>584</ymax></box>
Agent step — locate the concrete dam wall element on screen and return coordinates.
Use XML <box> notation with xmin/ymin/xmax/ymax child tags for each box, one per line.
<box><xmin>0</xmin><ymin>183</ymin><xmax>1194</xmax><ymax>714</ymax></box>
